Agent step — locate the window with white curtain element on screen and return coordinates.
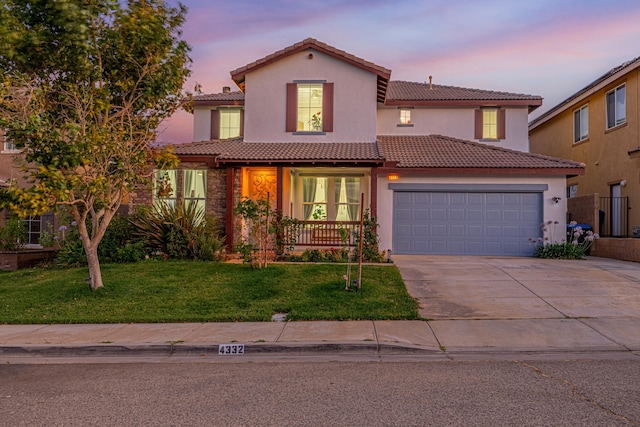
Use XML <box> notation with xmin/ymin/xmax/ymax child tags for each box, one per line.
<box><xmin>183</xmin><ymin>169</ymin><xmax>207</xmax><ymax>213</ymax></box>
<box><xmin>301</xmin><ymin>175</ymin><xmax>361</xmax><ymax>221</ymax></box>
<box><xmin>153</xmin><ymin>169</ymin><xmax>177</xmax><ymax>208</ymax></box>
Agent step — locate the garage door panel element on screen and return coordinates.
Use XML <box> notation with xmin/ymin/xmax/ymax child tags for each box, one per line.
<box><xmin>393</xmin><ymin>191</ymin><xmax>542</xmax><ymax>256</ymax></box>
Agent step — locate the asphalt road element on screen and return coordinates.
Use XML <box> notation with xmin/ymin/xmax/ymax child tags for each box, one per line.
<box><xmin>1</xmin><ymin>359</ymin><xmax>639</xmax><ymax>426</ymax></box>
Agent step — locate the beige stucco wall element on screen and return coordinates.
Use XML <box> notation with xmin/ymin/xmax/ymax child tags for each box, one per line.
<box><xmin>530</xmin><ymin>67</ymin><xmax>640</xmax><ymax>234</ymax></box>
<box><xmin>193</xmin><ymin>105</ymin><xmax>212</xmax><ymax>142</ymax></box>
<box><xmin>242</xmin><ymin>49</ymin><xmax>378</xmax><ymax>143</ymax></box>
<box><xmin>377</xmin><ymin>106</ymin><xmax>531</xmax><ymax>152</ymax></box>
<box><xmin>375</xmin><ymin>174</ymin><xmax>567</xmax><ymax>252</ymax></box>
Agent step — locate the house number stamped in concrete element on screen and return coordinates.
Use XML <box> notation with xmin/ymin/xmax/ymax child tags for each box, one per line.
<box><xmin>218</xmin><ymin>344</ymin><xmax>245</xmax><ymax>355</ymax></box>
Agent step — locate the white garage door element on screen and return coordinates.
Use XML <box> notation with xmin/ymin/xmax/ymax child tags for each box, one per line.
<box><xmin>393</xmin><ymin>189</ymin><xmax>543</xmax><ymax>256</ymax></box>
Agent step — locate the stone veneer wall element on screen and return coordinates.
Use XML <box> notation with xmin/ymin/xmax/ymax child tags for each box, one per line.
<box><xmin>567</xmin><ymin>194</ymin><xmax>600</xmax><ymax>234</ymax></box>
<box><xmin>128</xmin><ymin>164</ymin><xmax>229</xmax><ymax>236</ymax></box>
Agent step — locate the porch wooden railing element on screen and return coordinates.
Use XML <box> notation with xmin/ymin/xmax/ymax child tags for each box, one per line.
<box><xmin>290</xmin><ymin>220</ymin><xmax>360</xmax><ymax>247</ymax></box>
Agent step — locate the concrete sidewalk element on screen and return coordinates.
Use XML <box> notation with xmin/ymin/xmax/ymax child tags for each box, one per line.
<box><xmin>1</xmin><ymin>256</ymin><xmax>639</xmax><ymax>359</ymax></box>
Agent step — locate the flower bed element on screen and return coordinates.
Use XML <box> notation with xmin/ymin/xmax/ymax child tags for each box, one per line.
<box><xmin>0</xmin><ymin>249</ymin><xmax>59</xmax><ymax>271</ymax></box>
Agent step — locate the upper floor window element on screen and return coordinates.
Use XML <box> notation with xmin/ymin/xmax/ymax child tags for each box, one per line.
<box><xmin>297</xmin><ymin>83</ymin><xmax>323</xmax><ymax>131</ymax></box>
<box><xmin>153</xmin><ymin>169</ymin><xmax>177</xmax><ymax>208</ymax></box>
<box><xmin>567</xmin><ymin>184</ymin><xmax>578</xmax><ymax>199</ymax></box>
<box><xmin>210</xmin><ymin>109</ymin><xmax>243</xmax><ymax>140</ymax></box>
<box><xmin>475</xmin><ymin>108</ymin><xmax>505</xmax><ymax>140</ymax></box>
<box><xmin>606</xmin><ymin>84</ymin><xmax>626</xmax><ymax>129</ymax></box>
<box><xmin>398</xmin><ymin>109</ymin><xmax>412</xmax><ymax>126</ymax></box>
<box><xmin>573</xmin><ymin>105</ymin><xmax>588</xmax><ymax>143</ymax></box>
<box><xmin>286</xmin><ymin>82</ymin><xmax>334</xmax><ymax>133</ymax></box>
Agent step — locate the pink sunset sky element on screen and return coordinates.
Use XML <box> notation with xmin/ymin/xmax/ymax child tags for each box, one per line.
<box><xmin>156</xmin><ymin>0</ymin><xmax>640</xmax><ymax>144</ymax></box>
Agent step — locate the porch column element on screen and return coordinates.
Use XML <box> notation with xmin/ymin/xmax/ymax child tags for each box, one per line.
<box><xmin>225</xmin><ymin>167</ymin><xmax>235</xmax><ymax>252</ymax></box>
<box><xmin>276</xmin><ymin>166</ymin><xmax>283</xmax><ymax>214</ymax></box>
<box><xmin>370</xmin><ymin>166</ymin><xmax>378</xmax><ymax>217</ymax></box>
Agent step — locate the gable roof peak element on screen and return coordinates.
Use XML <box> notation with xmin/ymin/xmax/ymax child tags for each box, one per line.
<box><xmin>230</xmin><ymin>38</ymin><xmax>391</xmax><ymax>101</ymax></box>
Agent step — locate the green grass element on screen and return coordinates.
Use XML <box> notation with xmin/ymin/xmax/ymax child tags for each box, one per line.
<box><xmin>0</xmin><ymin>261</ymin><xmax>418</xmax><ymax>323</ymax></box>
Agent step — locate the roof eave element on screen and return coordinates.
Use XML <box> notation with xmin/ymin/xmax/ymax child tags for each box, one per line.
<box><xmin>384</xmin><ymin>99</ymin><xmax>542</xmax><ymax>108</ymax></box>
<box><xmin>375</xmin><ymin>167</ymin><xmax>585</xmax><ymax>176</ymax></box>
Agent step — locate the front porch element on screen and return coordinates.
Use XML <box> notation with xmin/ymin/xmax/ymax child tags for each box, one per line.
<box><xmin>227</xmin><ymin>165</ymin><xmax>376</xmax><ymax>251</ymax></box>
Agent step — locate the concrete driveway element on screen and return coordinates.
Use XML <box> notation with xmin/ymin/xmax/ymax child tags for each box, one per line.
<box><xmin>393</xmin><ymin>255</ymin><xmax>640</xmax><ymax>352</ymax></box>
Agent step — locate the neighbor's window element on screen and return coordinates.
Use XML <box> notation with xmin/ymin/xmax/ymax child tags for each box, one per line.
<box><xmin>297</xmin><ymin>83</ymin><xmax>323</xmax><ymax>131</ymax></box>
<box><xmin>606</xmin><ymin>84</ymin><xmax>626</xmax><ymax>129</ymax></box>
<box><xmin>2</xmin><ymin>130</ymin><xmax>17</xmax><ymax>152</ymax></box>
<box><xmin>219</xmin><ymin>109</ymin><xmax>241</xmax><ymax>139</ymax></box>
<box><xmin>183</xmin><ymin>169</ymin><xmax>207</xmax><ymax>213</ymax></box>
<box><xmin>399</xmin><ymin>109</ymin><xmax>411</xmax><ymax>125</ymax></box>
<box><xmin>566</xmin><ymin>184</ymin><xmax>578</xmax><ymax>199</ymax></box>
<box><xmin>573</xmin><ymin>105</ymin><xmax>588</xmax><ymax>143</ymax></box>
<box><xmin>153</xmin><ymin>169</ymin><xmax>177</xmax><ymax>207</ymax></box>
<box><xmin>24</xmin><ymin>215</ymin><xmax>41</xmax><ymax>245</ymax></box>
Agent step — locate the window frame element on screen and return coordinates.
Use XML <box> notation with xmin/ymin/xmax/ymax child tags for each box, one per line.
<box><xmin>298</xmin><ymin>173</ymin><xmax>364</xmax><ymax>221</ymax></box>
<box><xmin>183</xmin><ymin>169</ymin><xmax>207</xmax><ymax>214</ymax></box>
<box><xmin>606</xmin><ymin>84</ymin><xmax>626</xmax><ymax>130</ymax></box>
<box><xmin>573</xmin><ymin>104</ymin><xmax>589</xmax><ymax>143</ymax></box>
<box><xmin>210</xmin><ymin>108</ymin><xmax>243</xmax><ymax>140</ymax></box>
<box><xmin>474</xmin><ymin>108</ymin><xmax>506</xmax><ymax>140</ymax></box>
<box><xmin>153</xmin><ymin>169</ymin><xmax>177</xmax><ymax>208</ymax></box>
<box><xmin>399</xmin><ymin>109</ymin><xmax>412</xmax><ymax>125</ymax></box>
<box><xmin>286</xmin><ymin>81</ymin><xmax>334</xmax><ymax>133</ymax></box>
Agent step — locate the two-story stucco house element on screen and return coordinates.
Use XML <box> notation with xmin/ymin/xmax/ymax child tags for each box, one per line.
<box><xmin>143</xmin><ymin>38</ymin><xmax>583</xmax><ymax>257</ymax></box>
<box><xmin>529</xmin><ymin>57</ymin><xmax>640</xmax><ymax>240</ymax></box>
<box><xmin>0</xmin><ymin>132</ymin><xmax>57</xmax><ymax>245</ymax></box>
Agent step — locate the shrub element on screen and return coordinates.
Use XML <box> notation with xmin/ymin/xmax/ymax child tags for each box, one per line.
<box><xmin>531</xmin><ymin>220</ymin><xmax>599</xmax><ymax>260</ymax></box>
<box><xmin>352</xmin><ymin>210</ymin><xmax>384</xmax><ymax>263</ymax></box>
<box><xmin>0</xmin><ymin>216</ymin><xmax>28</xmax><ymax>251</ymax></box>
<box><xmin>132</xmin><ymin>202</ymin><xmax>223</xmax><ymax>260</ymax></box>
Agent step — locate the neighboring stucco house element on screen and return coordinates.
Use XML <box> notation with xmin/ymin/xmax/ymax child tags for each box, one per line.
<box><xmin>529</xmin><ymin>57</ymin><xmax>640</xmax><ymax>239</ymax></box>
<box><xmin>0</xmin><ymin>132</ymin><xmax>57</xmax><ymax>245</ymax></box>
<box><xmin>140</xmin><ymin>38</ymin><xmax>583</xmax><ymax>257</ymax></box>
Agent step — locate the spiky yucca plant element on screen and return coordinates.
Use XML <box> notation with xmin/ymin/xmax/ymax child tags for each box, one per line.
<box><xmin>132</xmin><ymin>201</ymin><xmax>220</xmax><ymax>259</ymax></box>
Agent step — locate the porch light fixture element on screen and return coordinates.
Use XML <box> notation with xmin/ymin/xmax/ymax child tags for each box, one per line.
<box><xmin>552</xmin><ymin>196</ymin><xmax>561</xmax><ymax>204</ymax></box>
<box><xmin>387</xmin><ymin>173</ymin><xmax>399</xmax><ymax>181</ymax></box>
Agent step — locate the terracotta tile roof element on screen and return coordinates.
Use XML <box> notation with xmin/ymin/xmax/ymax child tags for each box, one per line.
<box><xmin>191</xmin><ymin>91</ymin><xmax>244</xmax><ymax>102</ymax></box>
<box><xmin>377</xmin><ymin>135</ymin><xmax>585</xmax><ymax>170</ymax></box>
<box><xmin>230</xmin><ymin>38</ymin><xmax>391</xmax><ymax>102</ymax></box>
<box><xmin>173</xmin><ymin>139</ymin><xmax>383</xmax><ymax>163</ymax></box>
<box><xmin>530</xmin><ymin>56</ymin><xmax>640</xmax><ymax>129</ymax></box>
<box><xmin>386</xmin><ymin>80</ymin><xmax>542</xmax><ymax>107</ymax></box>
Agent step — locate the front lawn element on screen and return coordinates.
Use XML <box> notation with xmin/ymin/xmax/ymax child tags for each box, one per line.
<box><xmin>0</xmin><ymin>261</ymin><xmax>418</xmax><ymax>323</ymax></box>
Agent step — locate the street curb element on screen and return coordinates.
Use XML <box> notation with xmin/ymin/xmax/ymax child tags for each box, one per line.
<box><xmin>0</xmin><ymin>342</ymin><xmax>442</xmax><ymax>358</ymax></box>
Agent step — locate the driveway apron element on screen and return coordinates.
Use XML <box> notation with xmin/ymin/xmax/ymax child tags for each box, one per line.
<box><xmin>393</xmin><ymin>255</ymin><xmax>640</xmax><ymax>352</ymax></box>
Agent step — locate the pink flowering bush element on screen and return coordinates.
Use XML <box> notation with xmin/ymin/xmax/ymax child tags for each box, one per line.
<box><xmin>530</xmin><ymin>220</ymin><xmax>599</xmax><ymax>259</ymax></box>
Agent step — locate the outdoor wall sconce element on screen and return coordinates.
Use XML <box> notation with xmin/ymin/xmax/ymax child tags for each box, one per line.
<box><xmin>387</xmin><ymin>173</ymin><xmax>399</xmax><ymax>181</ymax></box>
<box><xmin>552</xmin><ymin>196</ymin><xmax>562</xmax><ymax>204</ymax></box>
<box><xmin>620</xmin><ymin>180</ymin><xmax>627</xmax><ymax>187</ymax></box>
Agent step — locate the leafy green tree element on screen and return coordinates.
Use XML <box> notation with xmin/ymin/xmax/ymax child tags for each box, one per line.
<box><xmin>0</xmin><ymin>0</ymin><xmax>190</xmax><ymax>290</ymax></box>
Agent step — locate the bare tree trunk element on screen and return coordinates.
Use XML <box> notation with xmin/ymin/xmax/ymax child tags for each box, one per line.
<box><xmin>85</xmin><ymin>242</ymin><xmax>104</xmax><ymax>291</ymax></box>
<box><xmin>85</xmin><ymin>245</ymin><xmax>104</xmax><ymax>291</ymax></box>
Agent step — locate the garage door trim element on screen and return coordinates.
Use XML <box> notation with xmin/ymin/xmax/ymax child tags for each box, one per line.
<box><xmin>389</xmin><ymin>183</ymin><xmax>548</xmax><ymax>193</ymax></box>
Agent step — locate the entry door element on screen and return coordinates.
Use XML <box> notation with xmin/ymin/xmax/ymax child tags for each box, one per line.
<box><xmin>611</xmin><ymin>184</ymin><xmax>621</xmax><ymax>237</ymax></box>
